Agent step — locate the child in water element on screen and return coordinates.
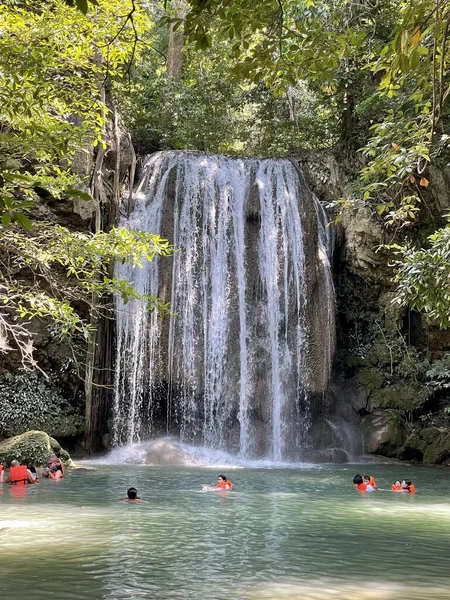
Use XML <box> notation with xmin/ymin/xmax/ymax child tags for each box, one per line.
<box><xmin>122</xmin><ymin>487</ymin><xmax>141</xmax><ymax>501</ymax></box>
<box><xmin>353</xmin><ymin>474</ymin><xmax>375</xmax><ymax>492</ymax></box>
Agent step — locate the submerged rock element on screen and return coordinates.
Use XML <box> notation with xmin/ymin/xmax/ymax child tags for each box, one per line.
<box><xmin>0</xmin><ymin>430</ymin><xmax>72</xmax><ymax>466</ymax></box>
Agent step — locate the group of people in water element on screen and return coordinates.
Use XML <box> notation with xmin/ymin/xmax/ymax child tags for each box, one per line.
<box><xmin>121</xmin><ymin>474</ymin><xmax>233</xmax><ymax>501</ymax></box>
<box><xmin>353</xmin><ymin>474</ymin><xmax>416</xmax><ymax>493</ymax></box>
<box><xmin>1</xmin><ymin>461</ymin><xmax>417</xmax><ymax>497</ymax></box>
<box><xmin>0</xmin><ymin>456</ymin><xmax>64</xmax><ymax>485</ymax></box>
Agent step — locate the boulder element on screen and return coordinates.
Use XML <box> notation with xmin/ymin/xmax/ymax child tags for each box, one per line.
<box><xmin>0</xmin><ymin>430</ymin><xmax>72</xmax><ymax>466</ymax></box>
<box><xmin>309</xmin><ymin>448</ymin><xmax>349</xmax><ymax>464</ymax></box>
<box><xmin>362</xmin><ymin>410</ymin><xmax>406</xmax><ymax>456</ymax></box>
<box><xmin>398</xmin><ymin>428</ymin><xmax>450</xmax><ymax>464</ymax></box>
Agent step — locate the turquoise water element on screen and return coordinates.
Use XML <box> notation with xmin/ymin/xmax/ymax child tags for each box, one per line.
<box><xmin>1</xmin><ymin>463</ymin><xmax>450</xmax><ymax>599</ymax></box>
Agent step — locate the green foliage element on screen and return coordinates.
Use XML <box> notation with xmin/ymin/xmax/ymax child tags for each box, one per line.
<box><xmin>116</xmin><ymin>31</ymin><xmax>336</xmax><ymax>156</ymax></box>
<box><xmin>0</xmin><ymin>372</ymin><xmax>83</xmax><ymax>438</ymax></box>
<box><xmin>0</xmin><ymin>0</ymin><xmax>151</xmax><ymax>227</ymax></box>
<box><xmin>426</xmin><ymin>353</ymin><xmax>450</xmax><ymax>390</ymax></box>
<box><xmin>0</xmin><ymin>224</ymin><xmax>173</xmax><ymax>350</ymax></box>
<box><xmin>390</xmin><ymin>225</ymin><xmax>450</xmax><ymax>328</ymax></box>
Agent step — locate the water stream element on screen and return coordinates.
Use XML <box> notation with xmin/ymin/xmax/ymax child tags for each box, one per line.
<box><xmin>1</xmin><ymin>461</ymin><xmax>449</xmax><ymax>600</ymax></box>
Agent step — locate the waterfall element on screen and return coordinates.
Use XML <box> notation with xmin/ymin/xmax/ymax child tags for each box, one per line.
<box><xmin>112</xmin><ymin>151</ymin><xmax>335</xmax><ymax>461</ymax></box>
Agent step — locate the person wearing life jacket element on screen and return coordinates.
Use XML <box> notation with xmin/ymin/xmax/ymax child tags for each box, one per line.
<box><xmin>362</xmin><ymin>475</ymin><xmax>376</xmax><ymax>490</ymax></box>
<box><xmin>391</xmin><ymin>480</ymin><xmax>402</xmax><ymax>492</ymax></box>
<box><xmin>402</xmin><ymin>479</ymin><xmax>416</xmax><ymax>493</ymax></box>
<box><xmin>27</xmin><ymin>465</ymin><xmax>40</xmax><ymax>484</ymax></box>
<box><xmin>353</xmin><ymin>474</ymin><xmax>367</xmax><ymax>491</ymax></box>
<box><xmin>0</xmin><ymin>463</ymin><xmax>4</xmax><ymax>483</ymax></box>
<box><xmin>364</xmin><ymin>475</ymin><xmax>376</xmax><ymax>488</ymax></box>
<box><xmin>6</xmin><ymin>460</ymin><xmax>34</xmax><ymax>485</ymax></box>
<box><xmin>215</xmin><ymin>475</ymin><xmax>233</xmax><ymax>491</ymax></box>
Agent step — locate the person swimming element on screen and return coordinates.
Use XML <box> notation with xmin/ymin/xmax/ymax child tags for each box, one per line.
<box><xmin>363</xmin><ymin>475</ymin><xmax>376</xmax><ymax>491</ymax></box>
<box><xmin>401</xmin><ymin>479</ymin><xmax>416</xmax><ymax>493</ymax></box>
<box><xmin>391</xmin><ymin>480</ymin><xmax>402</xmax><ymax>491</ymax></box>
<box><xmin>203</xmin><ymin>475</ymin><xmax>233</xmax><ymax>491</ymax></box>
<box><xmin>122</xmin><ymin>487</ymin><xmax>141</xmax><ymax>501</ymax></box>
<box><xmin>353</xmin><ymin>474</ymin><xmax>368</xmax><ymax>491</ymax></box>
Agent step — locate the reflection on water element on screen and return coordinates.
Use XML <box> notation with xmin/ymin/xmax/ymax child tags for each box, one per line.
<box><xmin>1</xmin><ymin>464</ymin><xmax>450</xmax><ymax>599</ymax></box>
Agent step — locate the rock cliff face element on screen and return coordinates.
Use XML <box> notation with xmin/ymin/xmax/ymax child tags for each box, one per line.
<box><xmin>301</xmin><ymin>151</ymin><xmax>450</xmax><ymax>465</ymax></box>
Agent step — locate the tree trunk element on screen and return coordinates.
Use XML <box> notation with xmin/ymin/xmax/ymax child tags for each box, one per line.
<box><xmin>166</xmin><ymin>0</ymin><xmax>188</xmax><ymax>82</ymax></box>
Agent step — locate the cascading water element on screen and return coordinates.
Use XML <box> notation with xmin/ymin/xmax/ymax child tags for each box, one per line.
<box><xmin>112</xmin><ymin>151</ymin><xmax>335</xmax><ymax>461</ymax></box>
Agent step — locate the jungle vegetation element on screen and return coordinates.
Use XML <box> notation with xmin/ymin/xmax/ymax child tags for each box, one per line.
<box><xmin>1</xmin><ymin>0</ymin><xmax>450</xmax><ymax>373</ymax></box>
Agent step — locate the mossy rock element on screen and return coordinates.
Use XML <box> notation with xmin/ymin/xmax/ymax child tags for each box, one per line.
<box><xmin>0</xmin><ymin>431</ymin><xmax>72</xmax><ymax>466</ymax></box>
<box><xmin>369</xmin><ymin>384</ymin><xmax>429</xmax><ymax>412</ymax></box>
<box><xmin>357</xmin><ymin>368</ymin><xmax>384</xmax><ymax>394</ymax></box>
<box><xmin>398</xmin><ymin>428</ymin><xmax>450</xmax><ymax>464</ymax></box>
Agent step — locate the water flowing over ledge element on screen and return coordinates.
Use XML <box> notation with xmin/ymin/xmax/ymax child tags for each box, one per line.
<box><xmin>113</xmin><ymin>151</ymin><xmax>335</xmax><ymax>461</ymax></box>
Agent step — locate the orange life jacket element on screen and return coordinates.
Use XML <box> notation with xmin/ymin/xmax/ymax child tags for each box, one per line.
<box><xmin>355</xmin><ymin>483</ymin><xmax>367</xmax><ymax>491</ymax></box>
<box><xmin>217</xmin><ymin>481</ymin><xmax>232</xmax><ymax>490</ymax></box>
<box><xmin>0</xmin><ymin>464</ymin><xmax>3</xmax><ymax>473</ymax></box>
<box><xmin>369</xmin><ymin>476</ymin><xmax>376</xmax><ymax>487</ymax></box>
<box><xmin>9</xmin><ymin>465</ymin><xmax>30</xmax><ymax>485</ymax></box>
<box><xmin>391</xmin><ymin>484</ymin><xmax>402</xmax><ymax>492</ymax></box>
<box><xmin>407</xmin><ymin>484</ymin><xmax>416</xmax><ymax>494</ymax></box>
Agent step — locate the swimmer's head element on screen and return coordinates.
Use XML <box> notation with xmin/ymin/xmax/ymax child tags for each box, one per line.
<box><xmin>363</xmin><ymin>475</ymin><xmax>371</xmax><ymax>483</ymax></box>
<box><xmin>394</xmin><ymin>480</ymin><xmax>401</xmax><ymax>486</ymax></box>
<box><xmin>127</xmin><ymin>487</ymin><xmax>138</xmax><ymax>500</ymax></box>
<box><xmin>352</xmin><ymin>474</ymin><xmax>363</xmax><ymax>485</ymax></box>
<box><xmin>218</xmin><ymin>475</ymin><xmax>227</xmax><ymax>482</ymax></box>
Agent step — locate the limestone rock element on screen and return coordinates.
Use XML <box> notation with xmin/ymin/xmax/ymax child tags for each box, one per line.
<box><xmin>0</xmin><ymin>431</ymin><xmax>72</xmax><ymax>466</ymax></box>
<box><xmin>341</xmin><ymin>206</ymin><xmax>392</xmax><ymax>285</ymax></box>
<box><xmin>362</xmin><ymin>410</ymin><xmax>406</xmax><ymax>456</ymax></box>
<box><xmin>398</xmin><ymin>428</ymin><xmax>450</xmax><ymax>464</ymax></box>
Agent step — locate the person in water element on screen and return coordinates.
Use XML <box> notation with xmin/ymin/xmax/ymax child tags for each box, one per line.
<box><xmin>0</xmin><ymin>463</ymin><xmax>4</xmax><ymax>483</ymax></box>
<box><xmin>401</xmin><ymin>479</ymin><xmax>416</xmax><ymax>493</ymax></box>
<box><xmin>363</xmin><ymin>475</ymin><xmax>376</xmax><ymax>490</ymax></box>
<box><xmin>27</xmin><ymin>465</ymin><xmax>39</xmax><ymax>483</ymax></box>
<box><xmin>5</xmin><ymin>460</ymin><xmax>35</xmax><ymax>485</ymax></box>
<box><xmin>44</xmin><ymin>456</ymin><xmax>64</xmax><ymax>479</ymax></box>
<box><xmin>353</xmin><ymin>474</ymin><xmax>374</xmax><ymax>492</ymax></box>
<box><xmin>122</xmin><ymin>487</ymin><xmax>141</xmax><ymax>501</ymax></box>
<box><xmin>215</xmin><ymin>475</ymin><xmax>233</xmax><ymax>490</ymax></box>
<box><xmin>363</xmin><ymin>474</ymin><xmax>376</xmax><ymax>488</ymax></box>
<box><xmin>391</xmin><ymin>480</ymin><xmax>402</xmax><ymax>491</ymax></box>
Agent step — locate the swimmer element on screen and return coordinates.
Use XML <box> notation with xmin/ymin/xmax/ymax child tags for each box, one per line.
<box><xmin>202</xmin><ymin>475</ymin><xmax>233</xmax><ymax>491</ymax></box>
<box><xmin>0</xmin><ymin>464</ymin><xmax>3</xmax><ymax>483</ymax></box>
<box><xmin>353</xmin><ymin>474</ymin><xmax>367</xmax><ymax>491</ymax></box>
<box><xmin>5</xmin><ymin>460</ymin><xmax>35</xmax><ymax>485</ymax></box>
<box><xmin>391</xmin><ymin>480</ymin><xmax>402</xmax><ymax>491</ymax></box>
<box><xmin>362</xmin><ymin>475</ymin><xmax>376</xmax><ymax>491</ymax></box>
<box><xmin>401</xmin><ymin>480</ymin><xmax>416</xmax><ymax>493</ymax></box>
<box><xmin>363</xmin><ymin>474</ymin><xmax>377</xmax><ymax>488</ymax></box>
<box><xmin>122</xmin><ymin>487</ymin><xmax>141</xmax><ymax>501</ymax></box>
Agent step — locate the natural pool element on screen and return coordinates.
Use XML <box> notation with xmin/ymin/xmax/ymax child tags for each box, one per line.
<box><xmin>1</xmin><ymin>462</ymin><xmax>450</xmax><ymax>600</ymax></box>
